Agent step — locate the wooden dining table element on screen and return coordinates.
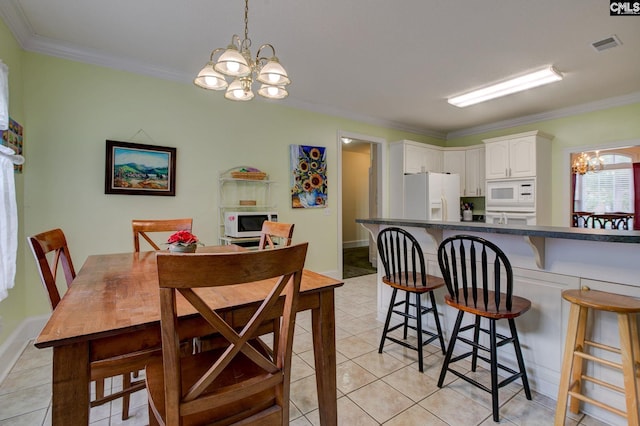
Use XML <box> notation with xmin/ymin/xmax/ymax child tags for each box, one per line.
<box><xmin>34</xmin><ymin>245</ymin><xmax>343</xmax><ymax>425</ymax></box>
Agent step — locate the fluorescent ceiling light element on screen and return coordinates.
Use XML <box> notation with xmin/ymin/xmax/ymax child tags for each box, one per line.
<box><xmin>447</xmin><ymin>66</ymin><xmax>563</xmax><ymax>108</ymax></box>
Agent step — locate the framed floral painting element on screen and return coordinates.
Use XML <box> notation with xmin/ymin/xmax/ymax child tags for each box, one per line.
<box><xmin>290</xmin><ymin>144</ymin><xmax>327</xmax><ymax>208</ymax></box>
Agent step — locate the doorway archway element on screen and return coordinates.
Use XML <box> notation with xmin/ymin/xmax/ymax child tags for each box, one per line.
<box><xmin>337</xmin><ymin>131</ymin><xmax>386</xmax><ymax>279</ymax></box>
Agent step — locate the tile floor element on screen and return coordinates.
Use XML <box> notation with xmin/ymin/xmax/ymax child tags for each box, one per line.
<box><xmin>0</xmin><ymin>274</ymin><xmax>612</xmax><ymax>425</ymax></box>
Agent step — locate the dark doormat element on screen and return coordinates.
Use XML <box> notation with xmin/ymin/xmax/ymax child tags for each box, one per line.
<box><xmin>343</xmin><ymin>246</ymin><xmax>377</xmax><ymax>279</ymax></box>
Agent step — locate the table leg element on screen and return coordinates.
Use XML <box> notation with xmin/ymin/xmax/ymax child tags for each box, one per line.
<box><xmin>52</xmin><ymin>342</ymin><xmax>90</xmax><ymax>425</ymax></box>
<box><xmin>312</xmin><ymin>289</ymin><xmax>338</xmax><ymax>426</ymax></box>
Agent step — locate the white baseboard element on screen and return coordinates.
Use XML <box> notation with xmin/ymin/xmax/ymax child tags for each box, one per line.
<box><xmin>343</xmin><ymin>240</ymin><xmax>369</xmax><ymax>249</ymax></box>
<box><xmin>0</xmin><ymin>315</ymin><xmax>49</xmax><ymax>383</ymax></box>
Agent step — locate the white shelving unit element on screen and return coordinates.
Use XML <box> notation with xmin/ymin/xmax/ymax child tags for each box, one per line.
<box><xmin>218</xmin><ymin>166</ymin><xmax>276</xmax><ymax>247</ymax></box>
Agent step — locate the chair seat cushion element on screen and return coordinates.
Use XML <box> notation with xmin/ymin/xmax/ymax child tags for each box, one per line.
<box><xmin>383</xmin><ymin>273</ymin><xmax>445</xmax><ymax>292</ymax></box>
<box><xmin>146</xmin><ymin>347</ymin><xmax>282</xmax><ymax>426</ymax></box>
<box><xmin>444</xmin><ymin>291</ymin><xmax>531</xmax><ymax>319</ymax></box>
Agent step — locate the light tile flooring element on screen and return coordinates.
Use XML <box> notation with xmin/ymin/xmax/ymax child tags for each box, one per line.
<box><xmin>0</xmin><ymin>274</ymin><xmax>612</xmax><ymax>425</ymax></box>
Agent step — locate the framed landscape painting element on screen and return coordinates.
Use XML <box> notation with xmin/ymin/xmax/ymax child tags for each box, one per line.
<box><xmin>105</xmin><ymin>140</ymin><xmax>176</xmax><ymax>196</ymax></box>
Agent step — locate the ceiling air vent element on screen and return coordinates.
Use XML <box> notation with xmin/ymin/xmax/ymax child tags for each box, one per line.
<box><xmin>591</xmin><ymin>35</ymin><xmax>622</xmax><ymax>52</ymax></box>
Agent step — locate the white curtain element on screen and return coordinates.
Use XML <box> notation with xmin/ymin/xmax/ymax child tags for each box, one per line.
<box><xmin>0</xmin><ymin>145</ymin><xmax>23</xmax><ymax>301</ymax></box>
<box><xmin>0</xmin><ymin>60</ymin><xmax>8</xmax><ymax>131</ymax></box>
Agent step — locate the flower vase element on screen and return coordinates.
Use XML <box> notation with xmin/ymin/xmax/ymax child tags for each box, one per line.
<box><xmin>299</xmin><ymin>189</ymin><xmax>318</xmax><ymax>207</ymax></box>
<box><xmin>168</xmin><ymin>244</ymin><xmax>197</xmax><ymax>253</ymax></box>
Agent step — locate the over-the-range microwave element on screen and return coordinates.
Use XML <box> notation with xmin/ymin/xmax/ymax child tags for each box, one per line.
<box><xmin>486</xmin><ymin>178</ymin><xmax>535</xmax><ymax>210</ymax></box>
<box><xmin>224</xmin><ymin>211</ymin><xmax>278</xmax><ymax>238</ymax></box>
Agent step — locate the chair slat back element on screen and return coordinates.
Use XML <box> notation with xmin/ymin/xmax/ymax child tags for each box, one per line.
<box><xmin>132</xmin><ymin>218</ymin><xmax>192</xmax><ymax>252</ymax></box>
<box><xmin>584</xmin><ymin>214</ymin><xmax>632</xmax><ymax>230</ymax></box>
<box><xmin>27</xmin><ymin>228</ymin><xmax>76</xmax><ymax>309</ymax></box>
<box><xmin>155</xmin><ymin>242</ymin><xmax>308</xmax><ymax>424</ymax></box>
<box><xmin>258</xmin><ymin>221</ymin><xmax>295</xmax><ymax>250</ymax></box>
<box><xmin>438</xmin><ymin>235</ymin><xmax>513</xmax><ymax>311</ymax></box>
<box><xmin>377</xmin><ymin>227</ymin><xmax>426</xmax><ymax>287</ymax></box>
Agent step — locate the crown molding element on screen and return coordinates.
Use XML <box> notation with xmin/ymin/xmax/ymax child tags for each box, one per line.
<box><xmin>28</xmin><ymin>34</ymin><xmax>188</xmax><ymax>84</ymax></box>
<box><xmin>0</xmin><ymin>0</ymin><xmax>32</xmax><ymax>48</ymax></box>
<box><xmin>446</xmin><ymin>91</ymin><xmax>640</xmax><ymax>140</ymax></box>
<box><xmin>280</xmin><ymin>97</ymin><xmax>447</xmax><ymax>140</ymax></box>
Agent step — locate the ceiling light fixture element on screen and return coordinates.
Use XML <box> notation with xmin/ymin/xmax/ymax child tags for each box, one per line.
<box><xmin>572</xmin><ymin>151</ymin><xmax>604</xmax><ymax>175</ymax></box>
<box><xmin>447</xmin><ymin>66</ymin><xmax>563</xmax><ymax>108</ymax></box>
<box><xmin>341</xmin><ymin>137</ymin><xmax>353</xmax><ymax>144</ymax></box>
<box><xmin>193</xmin><ymin>0</ymin><xmax>290</xmax><ymax>101</ymax></box>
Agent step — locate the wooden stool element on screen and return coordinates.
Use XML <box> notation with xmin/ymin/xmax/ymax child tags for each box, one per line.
<box><xmin>555</xmin><ymin>289</ymin><xmax>640</xmax><ymax>425</ymax></box>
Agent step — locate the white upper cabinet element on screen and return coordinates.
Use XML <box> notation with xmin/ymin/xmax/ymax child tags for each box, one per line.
<box><xmin>485</xmin><ymin>141</ymin><xmax>510</xmax><ymax>180</ymax></box>
<box><xmin>484</xmin><ymin>131</ymin><xmax>552</xmax><ymax>180</ymax></box>
<box><xmin>389</xmin><ymin>140</ymin><xmax>444</xmax><ymax>218</ymax></box>
<box><xmin>404</xmin><ymin>144</ymin><xmax>427</xmax><ymax>174</ymax></box>
<box><xmin>424</xmin><ymin>146</ymin><xmax>443</xmax><ymax>173</ymax></box>
<box><xmin>465</xmin><ymin>146</ymin><xmax>485</xmax><ymax>196</ymax></box>
<box><xmin>391</xmin><ymin>140</ymin><xmax>443</xmax><ymax>174</ymax></box>
<box><xmin>443</xmin><ymin>150</ymin><xmax>466</xmax><ymax>194</ymax></box>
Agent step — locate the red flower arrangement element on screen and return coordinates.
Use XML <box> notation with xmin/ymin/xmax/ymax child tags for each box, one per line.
<box><xmin>167</xmin><ymin>230</ymin><xmax>203</xmax><ymax>247</ymax></box>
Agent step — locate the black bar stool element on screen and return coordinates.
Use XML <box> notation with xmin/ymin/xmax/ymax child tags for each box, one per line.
<box><xmin>437</xmin><ymin>234</ymin><xmax>532</xmax><ymax>422</ymax></box>
<box><xmin>376</xmin><ymin>227</ymin><xmax>446</xmax><ymax>372</ymax></box>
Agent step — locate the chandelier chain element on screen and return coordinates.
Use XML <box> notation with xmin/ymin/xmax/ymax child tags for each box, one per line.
<box><xmin>244</xmin><ymin>0</ymin><xmax>249</xmax><ymax>43</ymax></box>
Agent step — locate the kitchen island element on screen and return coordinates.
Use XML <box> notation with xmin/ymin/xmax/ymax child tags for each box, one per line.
<box><xmin>356</xmin><ymin>217</ymin><xmax>640</xmax><ymax>425</ymax></box>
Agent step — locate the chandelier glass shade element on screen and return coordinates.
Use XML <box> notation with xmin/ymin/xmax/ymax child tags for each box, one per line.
<box><xmin>193</xmin><ymin>0</ymin><xmax>290</xmax><ymax>101</ymax></box>
<box><xmin>572</xmin><ymin>151</ymin><xmax>604</xmax><ymax>175</ymax></box>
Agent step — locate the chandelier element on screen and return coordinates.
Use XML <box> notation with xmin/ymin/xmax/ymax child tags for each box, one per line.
<box><xmin>193</xmin><ymin>0</ymin><xmax>290</xmax><ymax>101</ymax></box>
<box><xmin>572</xmin><ymin>151</ymin><xmax>604</xmax><ymax>175</ymax></box>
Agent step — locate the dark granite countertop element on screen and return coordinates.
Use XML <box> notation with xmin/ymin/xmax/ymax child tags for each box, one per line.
<box><xmin>356</xmin><ymin>217</ymin><xmax>640</xmax><ymax>244</ymax></box>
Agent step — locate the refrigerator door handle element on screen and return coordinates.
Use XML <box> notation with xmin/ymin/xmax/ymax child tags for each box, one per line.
<box><xmin>441</xmin><ymin>196</ymin><xmax>447</xmax><ymax>221</ymax></box>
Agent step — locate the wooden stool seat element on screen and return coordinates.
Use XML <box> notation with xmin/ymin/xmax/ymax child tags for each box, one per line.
<box><xmin>562</xmin><ymin>289</ymin><xmax>640</xmax><ymax>313</ymax></box>
<box><xmin>555</xmin><ymin>289</ymin><xmax>640</xmax><ymax>425</ymax></box>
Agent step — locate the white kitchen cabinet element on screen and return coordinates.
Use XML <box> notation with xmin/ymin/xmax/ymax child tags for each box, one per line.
<box><xmin>391</xmin><ymin>140</ymin><xmax>443</xmax><ymax>174</ymax></box>
<box><xmin>404</xmin><ymin>144</ymin><xmax>427</xmax><ymax>174</ymax></box>
<box><xmin>424</xmin><ymin>146</ymin><xmax>443</xmax><ymax>173</ymax></box>
<box><xmin>484</xmin><ymin>131</ymin><xmax>552</xmax><ymax>180</ymax></box>
<box><xmin>443</xmin><ymin>149</ymin><xmax>465</xmax><ymax>194</ymax></box>
<box><xmin>389</xmin><ymin>140</ymin><xmax>444</xmax><ymax>218</ymax></box>
<box><xmin>465</xmin><ymin>146</ymin><xmax>485</xmax><ymax>196</ymax></box>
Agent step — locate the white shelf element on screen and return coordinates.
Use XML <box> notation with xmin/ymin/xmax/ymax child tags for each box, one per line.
<box><xmin>220</xmin><ymin>177</ymin><xmax>275</xmax><ymax>183</ymax></box>
<box><xmin>218</xmin><ymin>166</ymin><xmax>276</xmax><ymax>246</ymax></box>
<box><xmin>219</xmin><ymin>205</ymin><xmax>273</xmax><ymax>209</ymax></box>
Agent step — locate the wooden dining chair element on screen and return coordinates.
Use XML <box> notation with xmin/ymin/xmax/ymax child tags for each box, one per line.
<box><xmin>256</xmin><ymin>221</ymin><xmax>295</xmax><ymax>358</ymax></box>
<box><xmin>376</xmin><ymin>227</ymin><xmax>446</xmax><ymax>372</ymax></box>
<box><xmin>437</xmin><ymin>235</ymin><xmax>532</xmax><ymax>422</ymax></box>
<box><xmin>132</xmin><ymin>218</ymin><xmax>193</xmax><ymax>252</ymax></box>
<box><xmin>258</xmin><ymin>221</ymin><xmax>295</xmax><ymax>249</ymax></box>
<box><xmin>146</xmin><ymin>242</ymin><xmax>309</xmax><ymax>426</ymax></box>
<box><xmin>28</xmin><ymin>228</ymin><xmax>146</xmax><ymax>421</ymax></box>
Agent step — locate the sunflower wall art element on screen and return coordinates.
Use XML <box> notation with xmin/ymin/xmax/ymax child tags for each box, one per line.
<box><xmin>290</xmin><ymin>144</ymin><xmax>327</xmax><ymax>208</ymax></box>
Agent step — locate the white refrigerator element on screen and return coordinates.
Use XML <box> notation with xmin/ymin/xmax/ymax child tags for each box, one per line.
<box><xmin>403</xmin><ymin>172</ymin><xmax>461</xmax><ymax>221</ymax></box>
